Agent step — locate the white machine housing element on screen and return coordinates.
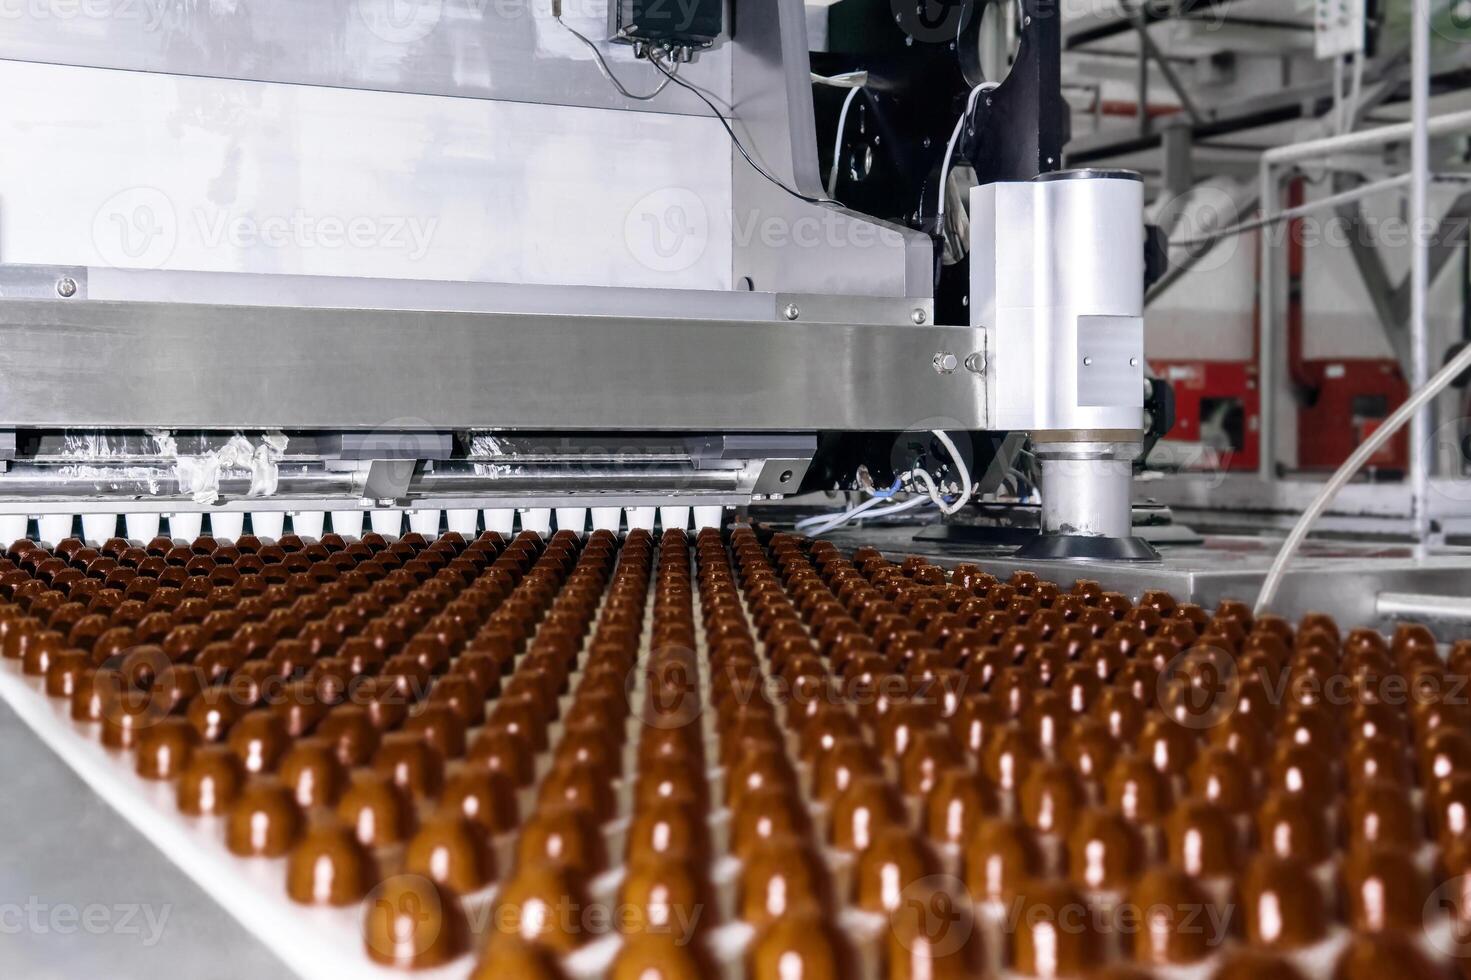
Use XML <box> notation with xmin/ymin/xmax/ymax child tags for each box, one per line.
<box><xmin>971</xmin><ymin>171</ymin><xmax>1149</xmax><ymax>545</ymax></box>
<box><xmin>971</xmin><ymin>171</ymin><xmax>1147</xmax><ymax>435</ymax></box>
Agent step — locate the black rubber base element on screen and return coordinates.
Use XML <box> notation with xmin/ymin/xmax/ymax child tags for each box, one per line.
<box><xmin>1012</xmin><ymin>534</ymin><xmax>1161</xmax><ymax>562</ymax></box>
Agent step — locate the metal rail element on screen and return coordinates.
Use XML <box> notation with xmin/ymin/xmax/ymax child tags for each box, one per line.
<box><xmin>0</xmin><ymin>299</ymin><xmax>989</xmax><ymax>432</ymax></box>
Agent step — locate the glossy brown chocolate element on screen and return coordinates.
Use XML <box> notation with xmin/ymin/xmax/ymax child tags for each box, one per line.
<box><xmin>286</xmin><ymin>821</ymin><xmax>378</xmax><ymax>905</ymax></box>
<box><xmin>362</xmin><ymin>874</ymin><xmax>469</xmax><ymax>968</ymax></box>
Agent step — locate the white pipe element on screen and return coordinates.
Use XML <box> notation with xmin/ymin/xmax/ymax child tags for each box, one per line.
<box><xmin>1377</xmin><ymin>591</ymin><xmax>1471</xmax><ymax>622</ymax></box>
<box><xmin>1255</xmin><ymin>340</ymin><xmax>1471</xmax><ymax>614</ymax></box>
<box><xmin>1170</xmin><ymin>174</ymin><xmax>1411</xmax><ymax>249</ymax></box>
<box><xmin>1258</xmin><ymin>156</ymin><xmax>1277</xmax><ymax>481</ymax></box>
<box><xmin>1262</xmin><ymin>109</ymin><xmax>1471</xmax><ymax>166</ymax></box>
<box><xmin>1410</xmin><ymin>0</ymin><xmax>1432</xmax><ymax>545</ymax></box>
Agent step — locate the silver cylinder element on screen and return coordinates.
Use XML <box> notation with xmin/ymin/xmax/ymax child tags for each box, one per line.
<box><xmin>1035</xmin><ymin>441</ymin><xmax>1140</xmax><ymax>539</ymax></box>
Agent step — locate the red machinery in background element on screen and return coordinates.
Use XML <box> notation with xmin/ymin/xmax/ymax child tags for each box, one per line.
<box><xmin>1151</xmin><ymin>178</ymin><xmax>1408</xmax><ymax>476</ymax></box>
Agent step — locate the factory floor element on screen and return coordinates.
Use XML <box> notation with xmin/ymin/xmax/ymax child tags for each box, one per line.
<box><xmin>0</xmin><ymin>703</ymin><xmax>287</xmax><ymax>978</ymax></box>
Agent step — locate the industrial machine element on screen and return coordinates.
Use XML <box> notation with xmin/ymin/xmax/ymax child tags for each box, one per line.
<box><xmin>0</xmin><ymin>0</ymin><xmax>1154</xmax><ymax>561</ymax></box>
<box><xmin>10</xmin><ymin>5</ymin><xmax>1471</xmax><ymax>980</ymax></box>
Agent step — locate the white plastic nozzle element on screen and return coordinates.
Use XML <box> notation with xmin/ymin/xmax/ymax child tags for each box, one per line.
<box><xmin>250</xmin><ymin>512</ymin><xmax>286</xmax><ymax>541</ymax></box>
<box><xmin>0</xmin><ymin>516</ymin><xmax>29</xmax><ymax>545</ymax></box>
<box><xmin>38</xmin><ymin>514</ymin><xmax>74</xmax><ymax>545</ymax></box>
<box><xmin>82</xmin><ymin>513</ymin><xmax>118</xmax><ymax>545</ymax></box>
<box><xmin>125</xmin><ymin>513</ymin><xmax>161</xmax><ymax>542</ymax></box>
<box><xmin>554</xmin><ymin>508</ymin><xmax>587</xmax><ymax>537</ymax></box>
<box><xmin>209</xmin><ymin>512</ymin><xmax>245</xmax><ymax>542</ymax></box>
<box><xmin>329</xmin><ymin>510</ymin><xmax>365</xmax><ymax>538</ymax></box>
<box><xmin>290</xmin><ymin>511</ymin><xmax>325</xmax><ymax>539</ymax></box>
<box><xmin>168</xmin><ymin>512</ymin><xmax>203</xmax><ymax>542</ymax></box>
<box><xmin>482</xmin><ymin>509</ymin><xmax>515</xmax><ymax>536</ymax></box>
<box><xmin>447</xmin><ymin>509</ymin><xmax>479</xmax><ymax>536</ymax></box>
<box><xmin>408</xmin><ymin>509</ymin><xmax>442</xmax><ymax>537</ymax></box>
<box><xmin>519</xmin><ymin>508</ymin><xmax>553</xmax><ymax>537</ymax></box>
<box><xmin>370</xmin><ymin>510</ymin><xmax>404</xmax><ymax>537</ymax></box>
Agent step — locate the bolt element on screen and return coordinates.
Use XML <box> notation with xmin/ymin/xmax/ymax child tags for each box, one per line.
<box><xmin>964</xmin><ymin>352</ymin><xmax>986</xmax><ymax>375</ymax></box>
<box><xmin>1129</xmin><ymin>357</ymin><xmax>1139</xmax><ymax>367</ymax></box>
<box><xmin>55</xmin><ymin>277</ymin><xmax>77</xmax><ymax>298</ymax></box>
<box><xmin>932</xmin><ymin>351</ymin><xmax>959</xmax><ymax>375</ymax></box>
<box><xmin>783</xmin><ymin>304</ymin><xmax>800</xmax><ymax>321</ymax></box>
<box><xmin>1083</xmin><ymin>356</ymin><xmax>1094</xmax><ymax>367</ymax></box>
<box><xmin>911</xmin><ymin>308</ymin><xmax>928</xmax><ymax>325</ymax></box>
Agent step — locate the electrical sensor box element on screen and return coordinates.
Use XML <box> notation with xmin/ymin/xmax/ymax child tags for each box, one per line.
<box><xmin>610</xmin><ymin>0</ymin><xmax>724</xmax><ymax>51</ymax></box>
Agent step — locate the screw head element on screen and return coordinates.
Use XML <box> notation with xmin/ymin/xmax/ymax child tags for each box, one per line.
<box><xmin>964</xmin><ymin>352</ymin><xmax>986</xmax><ymax>375</ymax></box>
<box><xmin>1083</xmin><ymin>356</ymin><xmax>1094</xmax><ymax>367</ymax></box>
<box><xmin>932</xmin><ymin>351</ymin><xmax>959</xmax><ymax>375</ymax></box>
<box><xmin>783</xmin><ymin>304</ymin><xmax>800</xmax><ymax>321</ymax></box>
<box><xmin>911</xmin><ymin>308</ymin><xmax>928</xmax><ymax>325</ymax></box>
<box><xmin>55</xmin><ymin>277</ymin><xmax>77</xmax><ymax>298</ymax></box>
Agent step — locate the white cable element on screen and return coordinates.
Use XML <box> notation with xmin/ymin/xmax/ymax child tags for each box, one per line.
<box><xmin>798</xmin><ymin>428</ymin><xmax>973</xmax><ymax>535</ymax></box>
<box><xmin>936</xmin><ymin>83</ymin><xmax>999</xmax><ymax>228</ymax></box>
<box><xmin>852</xmin><ymin>494</ymin><xmax>933</xmax><ymax>522</ymax></box>
<box><xmin>930</xmin><ymin>429</ymin><xmax>974</xmax><ymax>515</ymax></box>
<box><xmin>811</xmin><ymin>71</ymin><xmax>869</xmax><ymax>88</ymax></box>
<box><xmin>908</xmin><ymin>467</ymin><xmax>946</xmax><ymax>510</ymax></box>
<box><xmin>800</xmin><ymin>493</ymin><xmax>933</xmax><ymax>537</ymax></box>
<box><xmin>795</xmin><ymin>494</ymin><xmax>884</xmax><ymax>533</ymax></box>
<box><xmin>828</xmin><ymin>85</ymin><xmax>863</xmax><ymax>198</ymax></box>
<box><xmin>1169</xmin><ymin>173</ymin><xmax>1413</xmax><ymax>248</ymax></box>
<box><xmin>1254</xmin><ymin>339</ymin><xmax>1471</xmax><ymax>614</ymax></box>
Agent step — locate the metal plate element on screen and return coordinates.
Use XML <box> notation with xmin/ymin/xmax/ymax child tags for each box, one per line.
<box><xmin>0</xmin><ymin>60</ymin><xmax>734</xmax><ymax>292</ymax></box>
<box><xmin>0</xmin><ymin>0</ymin><xmax>731</xmax><ymax>115</ymax></box>
<box><xmin>817</xmin><ymin>521</ymin><xmax>1471</xmax><ymax>641</ymax></box>
<box><xmin>1</xmin><ymin>265</ymin><xmax>930</xmax><ymax>326</ymax></box>
<box><xmin>0</xmin><ymin>299</ymin><xmax>989</xmax><ymax>431</ymax></box>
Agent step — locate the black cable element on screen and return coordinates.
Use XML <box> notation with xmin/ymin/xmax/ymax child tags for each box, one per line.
<box><xmin>649</xmin><ymin>55</ymin><xmax>838</xmax><ymax>208</ymax></box>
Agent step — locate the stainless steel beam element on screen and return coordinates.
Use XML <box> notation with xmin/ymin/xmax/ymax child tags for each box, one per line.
<box><xmin>0</xmin><ymin>299</ymin><xmax>988</xmax><ymax>432</ymax></box>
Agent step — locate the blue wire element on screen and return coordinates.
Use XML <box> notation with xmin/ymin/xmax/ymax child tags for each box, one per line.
<box><xmin>870</xmin><ymin>477</ymin><xmax>903</xmax><ymax>499</ymax></box>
